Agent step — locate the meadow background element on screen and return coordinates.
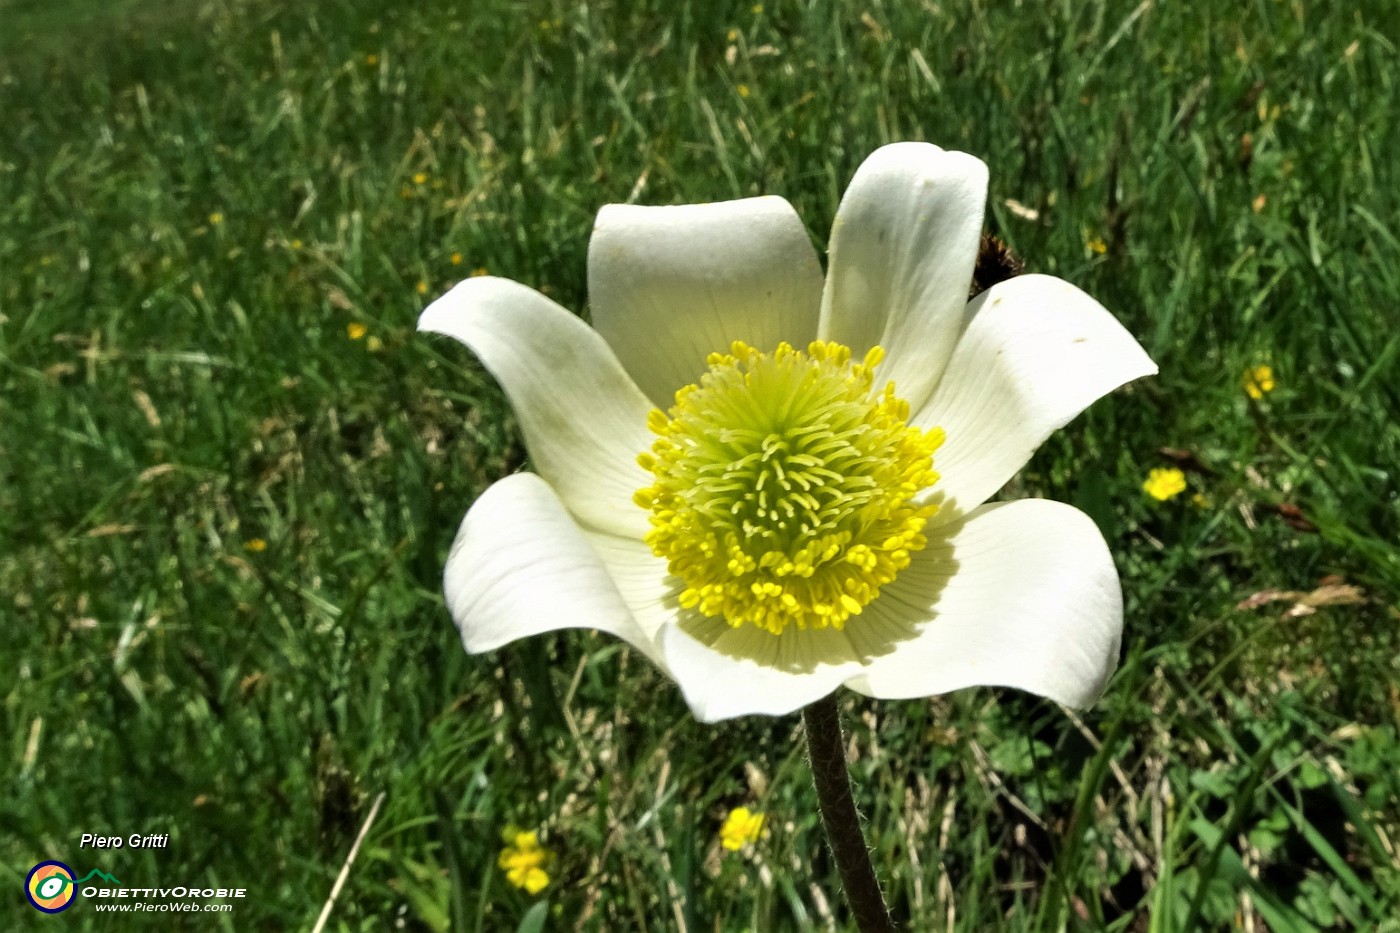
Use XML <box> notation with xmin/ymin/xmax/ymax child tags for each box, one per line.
<box><xmin>3</xmin><ymin>0</ymin><xmax>1398</xmax><ymax>929</ymax></box>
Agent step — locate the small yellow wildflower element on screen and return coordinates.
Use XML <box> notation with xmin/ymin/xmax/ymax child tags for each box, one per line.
<box><xmin>347</xmin><ymin>322</ymin><xmax>368</xmax><ymax>340</ymax></box>
<box><xmin>450</xmin><ymin>252</ymin><xmax>463</xmax><ymax>266</ymax></box>
<box><xmin>1142</xmin><ymin>467</ymin><xmax>1187</xmax><ymax>502</ymax></box>
<box><xmin>470</xmin><ymin>266</ymin><xmax>489</xmax><ymax>278</ymax></box>
<box><xmin>364</xmin><ymin>53</ymin><xmax>379</xmax><ymax>66</ymax></box>
<box><xmin>737</xmin><ymin>84</ymin><xmax>751</xmax><ymax>98</ymax></box>
<box><xmin>366</xmin><ymin>335</ymin><xmax>383</xmax><ymax>353</ymax></box>
<box><xmin>244</xmin><ymin>538</ymin><xmax>267</xmax><ymax>553</ymax></box>
<box><xmin>498</xmin><ymin>828</ymin><xmax>550</xmax><ymax>894</ymax></box>
<box><xmin>416</xmin><ymin>280</ymin><xmax>429</xmax><ymax>295</ymax></box>
<box><xmin>289</xmin><ymin>238</ymin><xmax>303</xmax><ymax>250</ymax></box>
<box><xmin>413</xmin><ymin>172</ymin><xmax>428</xmax><ymax>185</ymax></box>
<box><xmin>751</xmin><ymin>3</ymin><xmax>763</xmax><ymax>12</ymax></box>
<box><xmin>719</xmin><ymin>806</ymin><xmax>766</xmax><ymax>851</ymax></box>
<box><xmin>1243</xmin><ymin>364</ymin><xmax>1275</xmax><ymax>400</ymax></box>
<box><xmin>209</xmin><ymin>212</ymin><xmax>224</xmax><ymax>226</ymax></box>
<box><xmin>1190</xmin><ymin>492</ymin><xmax>1210</xmax><ymax>509</ymax></box>
<box><xmin>1086</xmin><ymin>236</ymin><xmax>1107</xmax><ymax>255</ymax></box>
<box><xmin>727</xmin><ymin>28</ymin><xmax>739</xmax><ymax>42</ymax></box>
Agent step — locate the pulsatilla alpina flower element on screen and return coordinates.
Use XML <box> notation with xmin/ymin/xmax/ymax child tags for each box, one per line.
<box><xmin>420</xmin><ymin>143</ymin><xmax>1157</xmax><ymax>722</ymax></box>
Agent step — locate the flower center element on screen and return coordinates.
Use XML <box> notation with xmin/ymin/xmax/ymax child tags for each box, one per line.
<box><xmin>634</xmin><ymin>340</ymin><xmax>944</xmax><ymax>635</ymax></box>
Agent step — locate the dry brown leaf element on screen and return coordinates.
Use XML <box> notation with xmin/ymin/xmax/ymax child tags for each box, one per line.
<box><xmin>326</xmin><ymin>286</ymin><xmax>353</xmax><ymax>310</ymax></box>
<box><xmin>87</xmin><ymin>523</ymin><xmax>137</xmax><ymax>537</ymax></box>
<box><xmin>1003</xmin><ymin>198</ymin><xmax>1041</xmax><ymax>222</ymax></box>
<box><xmin>1298</xmin><ymin>583</ymin><xmax>1365</xmax><ymax>607</ymax></box>
<box><xmin>1236</xmin><ymin>588</ymin><xmax>1295</xmax><ymax>610</ymax></box>
<box><xmin>133</xmin><ymin>389</ymin><xmax>161</xmax><ymax>427</ymax></box>
<box><xmin>1237</xmin><ymin>581</ymin><xmax>1365</xmax><ymax>615</ymax></box>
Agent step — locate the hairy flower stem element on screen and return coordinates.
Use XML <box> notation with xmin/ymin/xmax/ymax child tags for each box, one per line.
<box><xmin>803</xmin><ymin>695</ymin><xmax>896</xmax><ymax>933</ymax></box>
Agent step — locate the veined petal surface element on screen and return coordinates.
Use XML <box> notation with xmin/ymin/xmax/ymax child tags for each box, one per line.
<box><xmin>819</xmin><ymin>142</ymin><xmax>988</xmax><ymax>415</ymax></box>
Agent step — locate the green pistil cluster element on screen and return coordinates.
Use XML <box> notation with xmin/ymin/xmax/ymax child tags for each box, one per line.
<box><xmin>634</xmin><ymin>340</ymin><xmax>944</xmax><ymax>635</ymax></box>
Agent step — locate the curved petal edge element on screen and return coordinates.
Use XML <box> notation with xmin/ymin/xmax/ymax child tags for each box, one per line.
<box><xmin>820</xmin><ymin>142</ymin><xmax>989</xmax><ymax>415</ymax></box>
<box><xmin>420</xmin><ymin>276</ymin><xmax>655</xmax><ymax>538</ymax></box>
<box><xmin>914</xmin><ymin>273</ymin><xmax>1158</xmax><ymax>520</ymax></box>
<box><xmin>443</xmin><ymin>473</ymin><xmax>667</xmax><ymax>671</ymax></box>
<box><xmin>844</xmin><ymin>498</ymin><xmax>1124</xmax><ymax>707</ymax></box>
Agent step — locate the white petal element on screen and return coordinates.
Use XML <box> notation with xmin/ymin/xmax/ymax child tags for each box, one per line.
<box><xmin>420</xmin><ymin>276</ymin><xmax>653</xmax><ymax>538</ymax></box>
<box><xmin>656</xmin><ymin>622</ymin><xmax>867</xmax><ymax>723</ymax></box>
<box><xmin>914</xmin><ymin>274</ymin><xmax>1157</xmax><ymax>520</ymax></box>
<box><xmin>844</xmin><ymin>498</ymin><xmax>1123</xmax><ymax>707</ymax></box>
<box><xmin>443</xmin><ymin>473</ymin><xmax>667</xmax><ymax>670</ymax></box>
<box><xmin>587</xmin><ymin>196</ymin><xmax>825</xmax><ymax>408</ymax></box>
<box><xmin>819</xmin><ymin>142</ymin><xmax>988</xmax><ymax>414</ymax></box>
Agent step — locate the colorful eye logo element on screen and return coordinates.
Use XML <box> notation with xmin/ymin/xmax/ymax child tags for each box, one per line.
<box><xmin>26</xmin><ymin>861</ymin><xmax>77</xmax><ymax>913</ymax></box>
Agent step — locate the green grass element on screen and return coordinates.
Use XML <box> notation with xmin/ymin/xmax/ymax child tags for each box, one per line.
<box><xmin>3</xmin><ymin>0</ymin><xmax>1398</xmax><ymax>929</ymax></box>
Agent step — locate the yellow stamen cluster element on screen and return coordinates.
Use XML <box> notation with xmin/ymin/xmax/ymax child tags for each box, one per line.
<box><xmin>635</xmin><ymin>340</ymin><xmax>944</xmax><ymax>635</ymax></box>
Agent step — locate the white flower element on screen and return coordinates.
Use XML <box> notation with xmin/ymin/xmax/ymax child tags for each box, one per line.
<box><xmin>420</xmin><ymin>143</ymin><xmax>1157</xmax><ymax>723</ymax></box>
